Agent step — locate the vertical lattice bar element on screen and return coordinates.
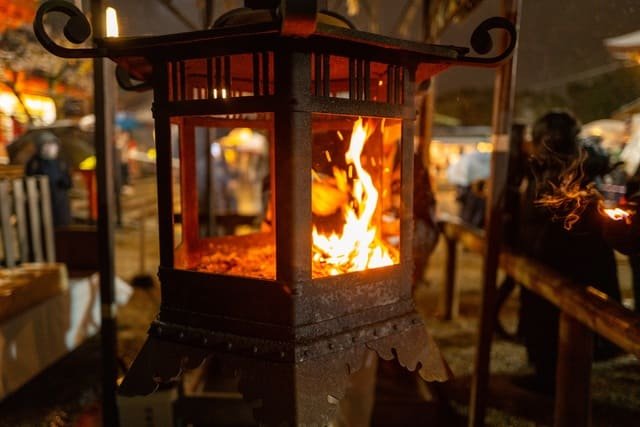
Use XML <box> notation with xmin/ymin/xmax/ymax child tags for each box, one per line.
<box><xmin>322</xmin><ymin>54</ymin><xmax>330</xmax><ymax>97</ymax></box>
<box><xmin>25</xmin><ymin>177</ymin><xmax>44</xmax><ymax>263</ymax></box>
<box><xmin>12</xmin><ymin>179</ymin><xmax>29</xmax><ymax>263</ymax></box>
<box><xmin>215</xmin><ymin>57</ymin><xmax>222</xmax><ymax>97</ymax></box>
<box><xmin>364</xmin><ymin>60</ymin><xmax>371</xmax><ymax>101</ymax></box>
<box><xmin>0</xmin><ymin>180</ymin><xmax>16</xmax><ymax>267</ymax></box>
<box><xmin>387</xmin><ymin>65</ymin><xmax>395</xmax><ymax>103</ymax></box>
<box><xmin>356</xmin><ymin>59</ymin><xmax>363</xmax><ymax>101</ymax></box>
<box><xmin>349</xmin><ymin>58</ymin><xmax>356</xmax><ymax>100</ymax></box>
<box><xmin>253</xmin><ymin>53</ymin><xmax>261</xmax><ymax>95</ymax></box>
<box><xmin>262</xmin><ymin>52</ymin><xmax>270</xmax><ymax>96</ymax></box>
<box><xmin>313</xmin><ymin>54</ymin><xmax>321</xmax><ymax>96</ymax></box>
<box><xmin>179</xmin><ymin>60</ymin><xmax>186</xmax><ymax>101</ymax></box>
<box><xmin>207</xmin><ymin>58</ymin><xmax>214</xmax><ymax>99</ymax></box>
<box><xmin>37</xmin><ymin>176</ymin><xmax>55</xmax><ymax>263</ymax></box>
<box><xmin>224</xmin><ymin>56</ymin><xmax>231</xmax><ymax>97</ymax></box>
<box><xmin>395</xmin><ymin>66</ymin><xmax>403</xmax><ymax>104</ymax></box>
<box><xmin>171</xmin><ymin>62</ymin><xmax>179</xmax><ymax>101</ymax></box>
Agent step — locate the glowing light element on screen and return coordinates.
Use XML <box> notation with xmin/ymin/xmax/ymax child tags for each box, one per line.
<box><xmin>78</xmin><ymin>156</ymin><xmax>96</xmax><ymax>171</ymax></box>
<box><xmin>476</xmin><ymin>141</ymin><xmax>493</xmax><ymax>153</ymax></box>
<box><xmin>105</xmin><ymin>7</ymin><xmax>119</xmax><ymax>37</ymax></box>
<box><xmin>603</xmin><ymin>207</ymin><xmax>632</xmax><ymax>224</ymax></box>
<box><xmin>312</xmin><ymin>118</ymin><xmax>397</xmax><ymax>276</ymax></box>
<box><xmin>213</xmin><ymin>88</ymin><xmax>228</xmax><ymax>99</ymax></box>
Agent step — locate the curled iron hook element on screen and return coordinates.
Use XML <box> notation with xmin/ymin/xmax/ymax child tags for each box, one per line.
<box><xmin>33</xmin><ymin>0</ymin><xmax>104</xmax><ymax>58</ymax></box>
<box><xmin>456</xmin><ymin>16</ymin><xmax>517</xmax><ymax>65</ymax></box>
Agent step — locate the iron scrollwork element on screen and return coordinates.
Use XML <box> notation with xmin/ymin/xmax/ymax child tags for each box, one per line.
<box><xmin>33</xmin><ymin>0</ymin><xmax>104</xmax><ymax>59</ymax></box>
<box><xmin>456</xmin><ymin>16</ymin><xmax>518</xmax><ymax>65</ymax></box>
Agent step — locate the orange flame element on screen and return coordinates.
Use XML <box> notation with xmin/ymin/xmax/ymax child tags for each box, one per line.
<box><xmin>603</xmin><ymin>207</ymin><xmax>632</xmax><ymax>224</ymax></box>
<box><xmin>312</xmin><ymin>118</ymin><xmax>397</xmax><ymax>276</ymax></box>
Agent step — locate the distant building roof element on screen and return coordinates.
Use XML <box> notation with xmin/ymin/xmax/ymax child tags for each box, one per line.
<box><xmin>605</xmin><ymin>29</ymin><xmax>640</xmax><ymax>61</ymax></box>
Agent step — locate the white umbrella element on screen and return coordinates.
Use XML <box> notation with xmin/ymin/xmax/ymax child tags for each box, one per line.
<box><xmin>446</xmin><ymin>151</ymin><xmax>491</xmax><ymax>186</ymax></box>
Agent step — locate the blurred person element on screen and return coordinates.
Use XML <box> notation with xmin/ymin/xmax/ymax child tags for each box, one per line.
<box><xmin>25</xmin><ymin>131</ymin><xmax>72</xmax><ymax>227</ymax></box>
<box><xmin>115</xmin><ymin>129</ymin><xmax>134</xmax><ymax>195</ymax></box>
<box><xmin>516</xmin><ymin>111</ymin><xmax>621</xmax><ymax>393</ymax></box>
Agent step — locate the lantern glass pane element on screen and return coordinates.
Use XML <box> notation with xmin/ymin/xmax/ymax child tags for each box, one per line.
<box><xmin>311</xmin><ymin>114</ymin><xmax>401</xmax><ymax>278</ymax></box>
<box><xmin>171</xmin><ymin>113</ymin><xmax>275</xmax><ymax>279</ymax></box>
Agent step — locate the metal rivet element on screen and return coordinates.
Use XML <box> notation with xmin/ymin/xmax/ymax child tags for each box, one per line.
<box><xmin>179</xmin><ymin>332</ymin><xmax>184</xmax><ymax>339</ymax></box>
<box><xmin>203</xmin><ymin>337</ymin><xmax>208</xmax><ymax>345</ymax></box>
<box><xmin>280</xmin><ymin>352</ymin><xmax>286</xmax><ymax>359</ymax></box>
<box><xmin>227</xmin><ymin>342</ymin><xmax>233</xmax><ymax>350</ymax></box>
<box><xmin>253</xmin><ymin>346</ymin><xmax>258</xmax><ymax>354</ymax></box>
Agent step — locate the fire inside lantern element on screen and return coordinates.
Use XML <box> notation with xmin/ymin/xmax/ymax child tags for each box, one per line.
<box><xmin>311</xmin><ymin>117</ymin><xmax>398</xmax><ymax>277</ymax></box>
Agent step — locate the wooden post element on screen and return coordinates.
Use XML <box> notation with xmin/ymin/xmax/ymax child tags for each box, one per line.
<box><xmin>12</xmin><ymin>180</ymin><xmax>29</xmax><ymax>263</ymax></box>
<box><xmin>469</xmin><ymin>0</ymin><xmax>521</xmax><ymax>425</ymax></box>
<box><xmin>554</xmin><ymin>312</ymin><xmax>593</xmax><ymax>427</ymax></box>
<box><xmin>37</xmin><ymin>176</ymin><xmax>56</xmax><ymax>263</ymax></box>
<box><xmin>25</xmin><ymin>177</ymin><xmax>44</xmax><ymax>263</ymax></box>
<box><xmin>0</xmin><ymin>180</ymin><xmax>15</xmax><ymax>267</ymax></box>
<box><xmin>91</xmin><ymin>1</ymin><xmax>119</xmax><ymax>425</ymax></box>
<box><xmin>441</xmin><ymin>236</ymin><xmax>457</xmax><ymax>320</ymax></box>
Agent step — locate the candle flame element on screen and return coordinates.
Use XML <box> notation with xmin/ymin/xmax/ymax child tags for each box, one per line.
<box><xmin>105</xmin><ymin>7</ymin><xmax>119</xmax><ymax>37</ymax></box>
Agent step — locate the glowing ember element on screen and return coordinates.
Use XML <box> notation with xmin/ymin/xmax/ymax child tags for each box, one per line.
<box><xmin>312</xmin><ymin>118</ymin><xmax>397</xmax><ymax>276</ymax></box>
<box><xmin>603</xmin><ymin>207</ymin><xmax>632</xmax><ymax>224</ymax></box>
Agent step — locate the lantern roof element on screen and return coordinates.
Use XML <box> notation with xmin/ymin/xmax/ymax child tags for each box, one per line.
<box><xmin>34</xmin><ymin>1</ymin><xmax>516</xmax><ymax>89</ymax></box>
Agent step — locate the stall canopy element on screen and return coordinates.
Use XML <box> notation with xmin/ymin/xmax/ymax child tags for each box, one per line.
<box><xmin>605</xmin><ymin>29</ymin><xmax>640</xmax><ymax>63</ymax></box>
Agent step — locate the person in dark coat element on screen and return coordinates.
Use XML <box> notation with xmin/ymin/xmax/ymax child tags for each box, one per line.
<box><xmin>517</xmin><ymin>111</ymin><xmax>621</xmax><ymax>392</ymax></box>
<box><xmin>25</xmin><ymin>131</ymin><xmax>72</xmax><ymax>227</ymax></box>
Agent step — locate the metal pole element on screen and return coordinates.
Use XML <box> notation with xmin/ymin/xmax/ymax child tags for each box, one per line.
<box><xmin>91</xmin><ymin>1</ymin><xmax>119</xmax><ymax>425</ymax></box>
<box><xmin>468</xmin><ymin>0</ymin><xmax>521</xmax><ymax>426</ymax></box>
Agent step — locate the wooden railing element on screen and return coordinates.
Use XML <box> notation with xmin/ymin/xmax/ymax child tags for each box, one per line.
<box><xmin>438</xmin><ymin>215</ymin><xmax>640</xmax><ymax>427</ymax></box>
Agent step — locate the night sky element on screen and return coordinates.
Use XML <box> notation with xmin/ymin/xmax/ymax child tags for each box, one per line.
<box><xmin>108</xmin><ymin>0</ymin><xmax>640</xmax><ymax>103</ymax></box>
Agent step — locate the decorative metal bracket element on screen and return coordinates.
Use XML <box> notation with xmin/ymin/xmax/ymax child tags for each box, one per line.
<box><xmin>33</xmin><ymin>0</ymin><xmax>105</xmax><ymax>59</ymax></box>
<box><xmin>455</xmin><ymin>16</ymin><xmax>517</xmax><ymax>65</ymax></box>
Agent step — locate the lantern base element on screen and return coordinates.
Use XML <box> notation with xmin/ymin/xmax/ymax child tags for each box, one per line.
<box><xmin>119</xmin><ymin>310</ymin><xmax>451</xmax><ymax>426</ymax></box>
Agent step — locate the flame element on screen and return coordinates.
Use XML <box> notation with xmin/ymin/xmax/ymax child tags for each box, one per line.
<box><xmin>312</xmin><ymin>118</ymin><xmax>397</xmax><ymax>276</ymax></box>
<box><xmin>602</xmin><ymin>207</ymin><xmax>633</xmax><ymax>224</ymax></box>
<box><xmin>105</xmin><ymin>7</ymin><xmax>119</xmax><ymax>37</ymax></box>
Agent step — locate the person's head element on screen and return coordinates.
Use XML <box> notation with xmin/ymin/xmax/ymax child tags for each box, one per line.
<box><xmin>531</xmin><ymin>110</ymin><xmax>581</xmax><ymax>162</ymax></box>
<box><xmin>36</xmin><ymin>131</ymin><xmax>60</xmax><ymax>160</ymax></box>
